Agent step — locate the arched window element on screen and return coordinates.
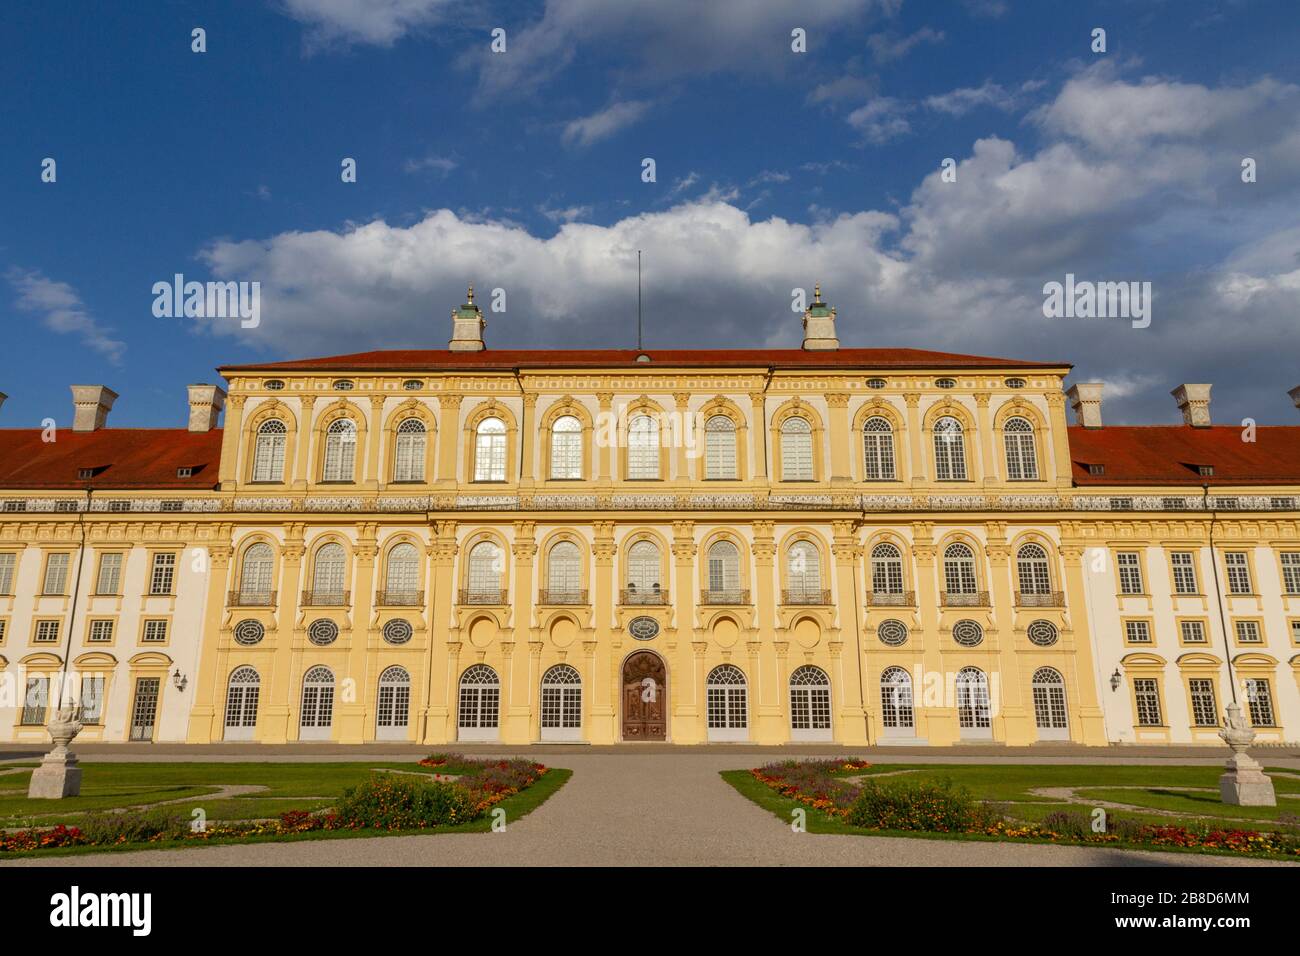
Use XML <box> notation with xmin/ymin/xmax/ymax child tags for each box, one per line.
<box><xmin>933</xmin><ymin>416</ymin><xmax>967</xmax><ymax>480</ymax></box>
<box><xmin>223</xmin><ymin>666</ymin><xmax>260</xmax><ymax>740</ymax></box>
<box><xmin>252</xmin><ymin>419</ymin><xmax>286</xmax><ymax>482</ymax></box>
<box><xmin>458</xmin><ymin>664</ymin><xmax>500</xmax><ymax>740</ymax></box>
<box><xmin>955</xmin><ymin>667</ymin><xmax>991</xmax><ymax>733</ymax></box>
<box><xmin>393</xmin><ymin>418</ymin><xmax>426</xmax><ymax>482</ymax></box>
<box><xmin>627</xmin><ymin>414</ymin><xmax>659</xmax><ymax>479</ymax></box>
<box><xmin>239</xmin><ymin>543</ymin><xmax>274</xmax><ymax>604</ymax></box>
<box><xmin>706</xmin><ymin>539</ymin><xmax>741</xmax><ymax>602</ymax></box>
<box><xmin>550</xmin><ymin>415</ymin><xmax>583</xmax><ymax>479</ymax></box>
<box><xmin>376</xmin><ymin>665</ymin><xmax>411</xmax><ymax>739</ymax></box>
<box><xmin>625</xmin><ymin>540</ymin><xmax>662</xmax><ymax>602</ymax></box>
<box><xmin>704</xmin><ymin>415</ymin><xmax>737</xmax><ymax>480</ymax></box>
<box><xmin>786</xmin><ymin>540</ymin><xmax>822</xmax><ymax>602</ymax></box>
<box><xmin>540</xmin><ymin>664</ymin><xmax>582</xmax><ymax>741</ymax></box>
<box><xmin>311</xmin><ymin>543</ymin><xmax>346</xmax><ymax>604</ymax></box>
<box><xmin>384</xmin><ymin>543</ymin><xmax>419</xmax><ymax>604</ymax></box>
<box><xmin>1032</xmin><ymin>667</ymin><xmax>1068</xmax><ymax>737</ymax></box>
<box><xmin>863</xmin><ymin>417</ymin><xmax>896</xmax><ymax>480</ymax></box>
<box><xmin>546</xmin><ymin>540</ymin><xmax>582</xmax><ymax>603</ymax></box>
<box><xmin>299</xmin><ymin>666</ymin><xmax>335</xmax><ymax>739</ymax></box>
<box><xmin>880</xmin><ymin>667</ymin><xmax>914</xmax><ymax>731</ymax></box>
<box><xmin>780</xmin><ymin>417</ymin><xmax>813</xmax><ymax>481</ymax></box>
<box><xmin>474</xmin><ymin>417</ymin><xmax>507</xmax><ymax>481</ymax></box>
<box><xmin>322</xmin><ymin>418</ymin><xmax>357</xmax><ymax>482</ymax></box>
<box><xmin>1016</xmin><ymin>543</ymin><xmax>1052</xmax><ymax>596</ymax></box>
<box><xmin>1003</xmin><ymin>416</ymin><xmax>1038</xmax><ymax>480</ymax></box>
<box><xmin>706</xmin><ymin>664</ymin><xmax>748</xmax><ymax>741</ymax></box>
<box><xmin>870</xmin><ymin>542</ymin><xmax>904</xmax><ymax>596</ymax></box>
<box><xmin>789</xmin><ymin>665</ymin><xmax>832</xmax><ymax>740</ymax></box>
<box><xmin>466</xmin><ymin>541</ymin><xmax>503</xmax><ymax>603</ymax></box>
<box><xmin>943</xmin><ymin>543</ymin><xmax>977</xmax><ymax>595</ymax></box>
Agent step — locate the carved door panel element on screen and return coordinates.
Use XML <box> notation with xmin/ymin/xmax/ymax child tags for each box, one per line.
<box><xmin>622</xmin><ymin>651</ymin><xmax>667</xmax><ymax>740</ymax></box>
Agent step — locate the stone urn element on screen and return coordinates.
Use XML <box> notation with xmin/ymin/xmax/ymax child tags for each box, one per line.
<box><xmin>1217</xmin><ymin>702</ymin><xmax>1275</xmax><ymax>806</ymax></box>
<box><xmin>27</xmin><ymin>701</ymin><xmax>85</xmax><ymax>799</ymax></box>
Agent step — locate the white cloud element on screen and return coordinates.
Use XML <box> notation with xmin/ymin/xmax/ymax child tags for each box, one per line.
<box><xmin>280</xmin><ymin>0</ymin><xmax>454</xmax><ymax>48</ymax></box>
<box><xmin>538</xmin><ymin>203</ymin><xmax>594</xmax><ymax>224</ymax></box>
<box><xmin>807</xmin><ymin>75</ymin><xmax>874</xmax><ymax>106</ymax></box>
<box><xmin>561</xmin><ymin>100</ymin><xmax>652</xmax><ymax>148</ymax></box>
<box><xmin>846</xmin><ymin>96</ymin><xmax>912</xmax><ymax>143</ymax></box>
<box><xmin>866</xmin><ymin>26</ymin><xmax>944</xmax><ymax>63</ymax></box>
<box><xmin>403</xmin><ymin>154</ymin><xmax>458</xmax><ymax>176</ymax></box>
<box><xmin>7</xmin><ymin>268</ymin><xmax>125</xmax><ymax>364</ymax></box>
<box><xmin>924</xmin><ymin>80</ymin><xmax>1019</xmax><ymax>115</ymax></box>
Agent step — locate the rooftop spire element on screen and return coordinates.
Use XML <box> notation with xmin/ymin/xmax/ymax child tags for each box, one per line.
<box><xmin>449</xmin><ymin>282</ymin><xmax>486</xmax><ymax>352</ymax></box>
<box><xmin>801</xmin><ymin>281</ymin><xmax>839</xmax><ymax>351</ymax></box>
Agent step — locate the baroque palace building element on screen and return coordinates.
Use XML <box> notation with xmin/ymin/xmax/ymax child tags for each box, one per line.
<box><xmin>1</xmin><ymin>286</ymin><xmax>1299</xmax><ymax>747</ymax></box>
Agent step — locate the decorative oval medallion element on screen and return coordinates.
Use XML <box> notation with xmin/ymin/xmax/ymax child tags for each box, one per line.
<box><xmin>233</xmin><ymin>619</ymin><xmax>265</xmax><ymax>646</ymax></box>
<box><xmin>628</xmin><ymin>616</ymin><xmax>660</xmax><ymax>641</ymax></box>
<box><xmin>952</xmin><ymin>619</ymin><xmax>984</xmax><ymax>647</ymax></box>
<box><xmin>307</xmin><ymin>618</ymin><xmax>339</xmax><ymax>646</ymax></box>
<box><xmin>877</xmin><ymin>619</ymin><xmax>908</xmax><ymax>647</ymax></box>
<box><xmin>1027</xmin><ymin>620</ymin><xmax>1059</xmax><ymax>647</ymax></box>
<box><xmin>382</xmin><ymin>618</ymin><xmax>413</xmax><ymax>645</ymax></box>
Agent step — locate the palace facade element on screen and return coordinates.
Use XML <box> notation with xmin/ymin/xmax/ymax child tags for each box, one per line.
<box><xmin>2</xmin><ymin>288</ymin><xmax>1298</xmax><ymax>747</ymax></box>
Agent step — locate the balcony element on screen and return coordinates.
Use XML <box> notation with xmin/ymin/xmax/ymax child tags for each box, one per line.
<box><xmin>228</xmin><ymin>589</ymin><xmax>276</xmax><ymax>607</ymax></box>
<box><xmin>376</xmin><ymin>589</ymin><xmax>424</xmax><ymax>607</ymax></box>
<box><xmin>620</xmin><ymin>588</ymin><xmax>669</xmax><ymax>605</ymax></box>
<box><xmin>941</xmin><ymin>590</ymin><xmax>989</xmax><ymax>607</ymax></box>
<box><xmin>459</xmin><ymin>588</ymin><xmax>507</xmax><ymax>606</ymax></box>
<box><xmin>1016</xmin><ymin>590</ymin><xmax>1065</xmax><ymax>608</ymax></box>
<box><xmin>301</xmin><ymin>589</ymin><xmax>349</xmax><ymax>607</ymax></box>
<box><xmin>866</xmin><ymin>590</ymin><xmax>914</xmax><ymax>607</ymax></box>
<box><xmin>782</xmin><ymin>588</ymin><xmax>831</xmax><ymax>606</ymax></box>
<box><xmin>701</xmin><ymin>588</ymin><xmax>750</xmax><ymax>606</ymax></box>
<box><xmin>539</xmin><ymin>589</ymin><xmax>588</xmax><ymax>605</ymax></box>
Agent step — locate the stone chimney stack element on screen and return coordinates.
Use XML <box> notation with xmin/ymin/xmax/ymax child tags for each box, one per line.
<box><xmin>448</xmin><ymin>284</ymin><xmax>485</xmax><ymax>352</ymax></box>
<box><xmin>1065</xmin><ymin>383</ymin><xmax>1105</xmax><ymax>428</ymax></box>
<box><xmin>801</xmin><ymin>283</ymin><xmax>839</xmax><ymax>351</ymax></box>
<box><xmin>1172</xmin><ymin>383</ymin><xmax>1212</xmax><ymax>427</ymax></box>
<box><xmin>1288</xmin><ymin>385</ymin><xmax>1300</xmax><ymax>412</ymax></box>
<box><xmin>71</xmin><ymin>385</ymin><xmax>118</xmax><ymax>432</ymax></box>
<box><xmin>187</xmin><ymin>384</ymin><xmax>227</xmax><ymax>432</ymax></box>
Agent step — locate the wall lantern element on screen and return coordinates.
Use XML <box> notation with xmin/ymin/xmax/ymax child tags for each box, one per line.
<box><xmin>173</xmin><ymin>669</ymin><xmax>188</xmax><ymax>692</ymax></box>
<box><xmin>1109</xmin><ymin>668</ymin><xmax>1122</xmax><ymax>692</ymax></box>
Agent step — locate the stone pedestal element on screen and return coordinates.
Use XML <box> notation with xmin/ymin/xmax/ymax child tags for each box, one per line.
<box><xmin>1218</xmin><ymin>701</ymin><xmax>1276</xmax><ymax>807</ymax></box>
<box><xmin>27</xmin><ymin>753</ymin><xmax>82</xmax><ymax>799</ymax></box>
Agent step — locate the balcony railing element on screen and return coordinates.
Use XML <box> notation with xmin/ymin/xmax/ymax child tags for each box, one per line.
<box><xmin>301</xmin><ymin>589</ymin><xmax>349</xmax><ymax>607</ymax></box>
<box><xmin>866</xmin><ymin>590</ymin><xmax>914</xmax><ymax>607</ymax></box>
<box><xmin>701</xmin><ymin>588</ymin><xmax>750</xmax><ymax>606</ymax></box>
<box><xmin>1016</xmin><ymin>590</ymin><xmax>1065</xmax><ymax>608</ymax></box>
<box><xmin>782</xmin><ymin>588</ymin><xmax>831</xmax><ymax>605</ymax></box>
<box><xmin>228</xmin><ymin>589</ymin><xmax>276</xmax><ymax>607</ymax></box>
<box><xmin>941</xmin><ymin>590</ymin><xmax>989</xmax><ymax>607</ymax></box>
<box><xmin>459</xmin><ymin>588</ymin><xmax>507</xmax><ymax>605</ymax></box>
<box><xmin>376</xmin><ymin>589</ymin><xmax>424</xmax><ymax>607</ymax></box>
<box><xmin>620</xmin><ymin>588</ymin><xmax>669</xmax><ymax>605</ymax></box>
<box><xmin>539</xmin><ymin>589</ymin><xmax>588</xmax><ymax>605</ymax></box>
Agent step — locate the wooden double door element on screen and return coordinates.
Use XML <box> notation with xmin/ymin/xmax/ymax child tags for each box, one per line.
<box><xmin>622</xmin><ymin>651</ymin><xmax>667</xmax><ymax>741</ymax></box>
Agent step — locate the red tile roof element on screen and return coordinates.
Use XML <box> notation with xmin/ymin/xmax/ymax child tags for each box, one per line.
<box><xmin>220</xmin><ymin>347</ymin><xmax>1067</xmax><ymax>373</ymax></box>
<box><xmin>0</xmin><ymin>429</ymin><xmax>222</xmax><ymax>491</ymax></box>
<box><xmin>1068</xmin><ymin>426</ymin><xmax>1300</xmax><ymax>486</ymax></box>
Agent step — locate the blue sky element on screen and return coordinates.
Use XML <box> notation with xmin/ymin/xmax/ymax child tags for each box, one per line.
<box><xmin>2</xmin><ymin>0</ymin><xmax>1298</xmax><ymax>428</ymax></box>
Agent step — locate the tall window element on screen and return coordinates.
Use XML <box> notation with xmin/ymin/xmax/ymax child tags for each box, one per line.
<box><xmin>1031</xmin><ymin>667</ymin><xmax>1067</xmax><ymax>731</ymax></box>
<box><xmin>932</xmin><ymin>416</ymin><xmax>967</xmax><ymax>480</ymax></box>
<box><xmin>786</xmin><ymin>540</ymin><xmax>821</xmax><ymax>600</ymax></box>
<box><xmin>780</xmin><ymin>417</ymin><xmax>813</xmax><ymax>480</ymax></box>
<box><xmin>540</xmin><ymin>664</ymin><xmax>582</xmax><ymax>739</ymax></box>
<box><xmin>322</xmin><ymin>419</ymin><xmax>357</xmax><ymax>482</ymax></box>
<box><xmin>1003</xmin><ymin>417</ymin><xmax>1038</xmax><ymax>480</ymax></box>
<box><xmin>1171</xmin><ymin>551</ymin><xmax>1199</xmax><ymax>594</ymax></box>
<box><xmin>384</xmin><ymin>543</ymin><xmax>419</xmax><ymax>601</ymax></box>
<box><xmin>943</xmin><ymin>543</ymin><xmax>977</xmax><ymax>594</ymax></box>
<box><xmin>1188</xmin><ymin>678</ymin><xmax>1217</xmax><ymax>727</ymax></box>
<box><xmin>955</xmin><ymin>667</ymin><xmax>991</xmax><ymax>730</ymax></box>
<box><xmin>376</xmin><ymin>665</ymin><xmax>411</xmax><ymax>733</ymax></box>
<box><xmin>547</xmin><ymin>540</ymin><xmax>582</xmax><ymax>600</ymax></box>
<box><xmin>1245</xmin><ymin>678</ymin><xmax>1275</xmax><ymax>727</ymax></box>
<box><xmin>1016</xmin><ymin>544</ymin><xmax>1051</xmax><ymax>594</ymax></box>
<box><xmin>240</xmin><ymin>543</ymin><xmax>274</xmax><ymax>601</ymax></box>
<box><xmin>1117</xmin><ymin>552</ymin><xmax>1144</xmax><ymax>594</ymax></box>
<box><xmin>467</xmin><ymin>541</ymin><xmax>503</xmax><ymax>600</ymax></box>
<box><xmin>1133</xmin><ymin>677</ymin><xmax>1162</xmax><ymax>726</ymax></box>
<box><xmin>627</xmin><ymin>414</ymin><xmax>659</xmax><ymax>479</ymax></box>
<box><xmin>393</xmin><ymin>418</ymin><xmax>426</xmax><ymax>482</ymax></box>
<box><xmin>458</xmin><ymin>664</ymin><xmax>500</xmax><ymax>737</ymax></box>
<box><xmin>704</xmin><ymin>415</ymin><xmax>738</xmax><ymax>479</ymax></box>
<box><xmin>863</xmin><ymin>417</ymin><xmax>896</xmax><ymax>480</ymax></box>
<box><xmin>880</xmin><ymin>667</ymin><xmax>914</xmax><ymax>729</ymax></box>
<box><xmin>474</xmin><ymin>417</ymin><xmax>507</xmax><ymax>481</ymax></box>
<box><xmin>789</xmin><ymin>666</ymin><xmax>831</xmax><ymax>737</ymax></box>
<box><xmin>224</xmin><ymin>666</ymin><xmax>260</xmax><ymax>737</ymax></box>
<box><xmin>0</xmin><ymin>552</ymin><xmax>14</xmax><ymax>594</ymax></box>
<box><xmin>1224</xmin><ymin>552</ymin><xmax>1252</xmax><ymax>594</ymax></box>
<box><xmin>43</xmin><ymin>553</ymin><xmax>70</xmax><ymax>595</ymax></box>
<box><xmin>706</xmin><ymin>540</ymin><xmax>741</xmax><ymax>598</ymax></box>
<box><xmin>22</xmin><ymin>676</ymin><xmax>49</xmax><ymax>725</ymax></box>
<box><xmin>80</xmin><ymin>676</ymin><xmax>105</xmax><ymax>725</ymax></box>
<box><xmin>871</xmin><ymin>543</ymin><xmax>904</xmax><ymax>594</ymax></box>
<box><xmin>1281</xmin><ymin>552</ymin><xmax>1300</xmax><ymax>594</ymax></box>
<box><xmin>95</xmin><ymin>552</ymin><xmax>123</xmax><ymax>595</ymax></box>
<box><xmin>149</xmin><ymin>552</ymin><xmax>176</xmax><ymax>595</ymax></box>
<box><xmin>299</xmin><ymin>666</ymin><xmax>335</xmax><ymax>736</ymax></box>
<box><xmin>550</xmin><ymin>415</ymin><xmax>582</xmax><ymax>479</ymax></box>
<box><xmin>626</xmin><ymin>540</ymin><xmax>661</xmax><ymax>596</ymax></box>
<box><xmin>706</xmin><ymin>664</ymin><xmax>748</xmax><ymax>738</ymax></box>
<box><xmin>312</xmin><ymin>543</ymin><xmax>346</xmax><ymax>602</ymax></box>
<box><xmin>252</xmin><ymin>419</ymin><xmax>287</xmax><ymax>482</ymax></box>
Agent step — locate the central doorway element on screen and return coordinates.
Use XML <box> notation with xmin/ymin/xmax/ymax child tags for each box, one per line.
<box><xmin>622</xmin><ymin>650</ymin><xmax>667</xmax><ymax>741</ymax></box>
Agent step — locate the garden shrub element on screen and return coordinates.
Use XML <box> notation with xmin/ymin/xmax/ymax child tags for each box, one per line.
<box><xmin>76</xmin><ymin>809</ymin><xmax>190</xmax><ymax>845</ymax></box>
<box><xmin>332</xmin><ymin>774</ymin><xmax>480</xmax><ymax>830</ymax></box>
<box><xmin>847</xmin><ymin>777</ymin><xmax>1001</xmax><ymax>832</ymax></box>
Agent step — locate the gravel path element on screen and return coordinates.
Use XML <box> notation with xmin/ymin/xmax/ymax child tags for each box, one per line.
<box><xmin>2</xmin><ymin>754</ymin><xmax>1293</xmax><ymax>867</ymax></box>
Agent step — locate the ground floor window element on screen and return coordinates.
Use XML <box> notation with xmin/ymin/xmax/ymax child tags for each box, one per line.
<box><xmin>376</xmin><ymin>665</ymin><xmax>411</xmax><ymax>739</ymax></box>
<box><xmin>1031</xmin><ymin>667</ymin><xmax>1068</xmax><ymax>738</ymax></box>
<box><xmin>706</xmin><ymin>664</ymin><xmax>748</xmax><ymax>741</ymax></box>
<box><xmin>459</xmin><ymin>664</ymin><xmax>500</xmax><ymax>740</ymax></box>
<box><xmin>880</xmin><ymin>666</ymin><xmax>913</xmax><ymax>730</ymax></box>
<box><xmin>130</xmin><ymin>676</ymin><xmax>161</xmax><ymax>741</ymax></box>
<box><xmin>1188</xmin><ymin>678</ymin><xmax>1218</xmax><ymax>727</ymax></box>
<box><xmin>1245</xmin><ymin>678</ymin><xmax>1275</xmax><ymax>727</ymax></box>
<box><xmin>300</xmin><ymin>666</ymin><xmax>334</xmax><ymax>740</ymax></box>
<box><xmin>1133</xmin><ymin>677</ymin><xmax>1163</xmax><ymax>726</ymax></box>
<box><xmin>789</xmin><ymin>665</ymin><xmax>831</xmax><ymax>741</ymax></box>
<box><xmin>224</xmin><ymin>666</ymin><xmax>260</xmax><ymax>740</ymax></box>
<box><xmin>540</xmin><ymin>664</ymin><xmax>582</xmax><ymax>741</ymax></box>
<box><xmin>956</xmin><ymin>667</ymin><xmax>991</xmax><ymax>734</ymax></box>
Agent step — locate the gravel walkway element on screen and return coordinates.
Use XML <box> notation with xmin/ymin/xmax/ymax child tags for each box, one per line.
<box><xmin>2</xmin><ymin>754</ymin><xmax>1293</xmax><ymax>867</ymax></box>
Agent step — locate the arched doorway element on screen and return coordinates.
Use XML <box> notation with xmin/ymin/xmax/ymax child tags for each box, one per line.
<box><xmin>375</xmin><ymin>665</ymin><xmax>411</xmax><ymax>741</ymax></box>
<box><xmin>1031</xmin><ymin>667</ymin><xmax>1069</xmax><ymax>740</ymax></box>
<box><xmin>458</xmin><ymin>664</ymin><xmax>500</xmax><ymax>741</ymax></box>
<box><xmin>706</xmin><ymin>664</ymin><xmax>748</xmax><ymax>742</ymax></box>
<box><xmin>540</xmin><ymin>663</ymin><xmax>583</xmax><ymax>742</ymax></box>
<box><xmin>223</xmin><ymin>666</ymin><xmax>260</xmax><ymax>741</ymax></box>
<box><xmin>622</xmin><ymin>650</ymin><xmax>667</xmax><ymax>740</ymax></box>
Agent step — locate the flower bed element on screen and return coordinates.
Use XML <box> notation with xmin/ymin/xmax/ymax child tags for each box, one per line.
<box><xmin>749</xmin><ymin>760</ymin><xmax>1300</xmax><ymax>857</ymax></box>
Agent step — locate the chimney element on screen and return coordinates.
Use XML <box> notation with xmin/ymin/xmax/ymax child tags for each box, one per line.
<box><xmin>1289</xmin><ymin>385</ymin><xmax>1300</xmax><ymax>411</ymax></box>
<box><xmin>448</xmin><ymin>284</ymin><xmax>485</xmax><ymax>352</ymax></box>
<box><xmin>1172</xmin><ymin>383</ymin><xmax>1212</xmax><ymax>427</ymax></box>
<box><xmin>1065</xmin><ymin>383</ymin><xmax>1104</xmax><ymax>428</ymax></box>
<box><xmin>801</xmin><ymin>282</ymin><xmax>839</xmax><ymax>350</ymax></box>
<box><xmin>71</xmin><ymin>385</ymin><xmax>119</xmax><ymax>432</ymax></box>
<box><xmin>187</xmin><ymin>384</ymin><xmax>227</xmax><ymax>432</ymax></box>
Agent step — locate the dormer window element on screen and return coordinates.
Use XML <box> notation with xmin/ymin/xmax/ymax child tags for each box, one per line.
<box><xmin>935</xmin><ymin>378</ymin><xmax>956</xmax><ymax>389</ymax></box>
<box><xmin>176</xmin><ymin>467</ymin><xmax>194</xmax><ymax>478</ymax></box>
<box><xmin>402</xmin><ymin>379</ymin><xmax>423</xmax><ymax>390</ymax></box>
<box><xmin>1005</xmin><ymin>378</ymin><xmax>1027</xmax><ymax>389</ymax></box>
<box><xmin>866</xmin><ymin>377</ymin><xmax>887</xmax><ymax>389</ymax></box>
<box><xmin>264</xmin><ymin>379</ymin><xmax>285</xmax><ymax>391</ymax></box>
<box><xmin>1197</xmin><ymin>464</ymin><xmax>1215</xmax><ymax>477</ymax></box>
<box><xmin>332</xmin><ymin>379</ymin><xmax>354</xmax><ymax>391</ymax></box>
<box><xmin>1088</xmin><ymin>464</ymin><xmax>1105</xmax><ymax>476</ymax></box>
<box><xmin>77</xmin><ymin>468</ymin><xmax>95</xmax><ymax>480</ymax></box>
